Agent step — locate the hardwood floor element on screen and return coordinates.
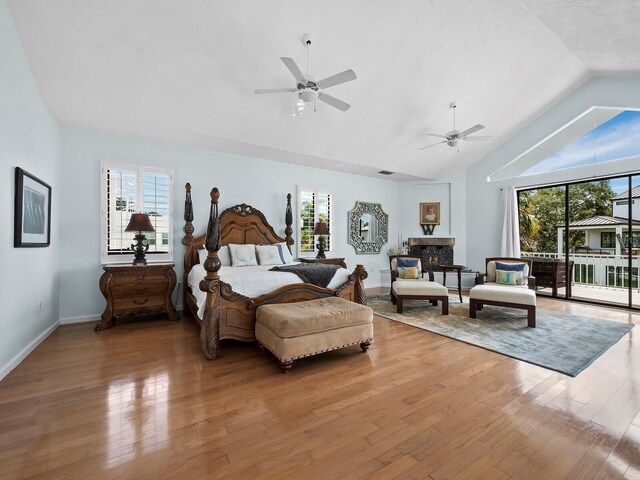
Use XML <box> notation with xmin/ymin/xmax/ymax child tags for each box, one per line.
<box><xmin>1</xmin><ymin>292</ymin><xmax>639</xmax><ymax>479</ymax></box>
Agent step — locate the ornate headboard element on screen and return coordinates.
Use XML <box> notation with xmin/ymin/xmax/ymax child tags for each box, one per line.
<box><xmin>182</xmin><ymin>185</ymin><xmax>294</xmax><ymax>276</ymax></box>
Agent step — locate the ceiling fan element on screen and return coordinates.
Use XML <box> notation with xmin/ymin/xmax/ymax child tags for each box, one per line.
<box><xmin>419</xmin><ymin>102</ymin><xmax>491</xmax><ymax>149</ymax></box>
<box><xmin>255</xmin><ymin>35</ymin><xmax>357</xmax><ymax>115</ymax></box>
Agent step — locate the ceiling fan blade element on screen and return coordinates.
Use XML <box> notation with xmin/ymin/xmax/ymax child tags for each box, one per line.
<box><xmin>462</xmin><ymin>135</ymin><xmax>493</xmax><ymax>141</ymax></box>
<box><xmin>255</xmin><ymin>88</ymin><xmax>297</xmax><ymax>94</ymax></box>
<box><xmin>419</xmin><ymin>141</ymin><xmax>447</xmax><ymax>150</ymax></box>
<box><xmin>458</xmin><ymin>124</ymin><xmax>485</xmax><ymax>137</ymax></box>
<box><xmin>318</xmin><ymin>92</ymin><xmax>350</xmax><ymax>112</ymax></box>
<box><xmin>427</xmin><ymin>133</ymin><xmax>450</xmax><ymax>139</ymax></box>
<box><xmin>280</xmin><ymin>57</ymin><xmax>307</xmax><ymax>84</ymax></box>
<box><xmin>316</xmin><ymin>69</ymin><xmax>357</xmax><ymax>89</ymax></box>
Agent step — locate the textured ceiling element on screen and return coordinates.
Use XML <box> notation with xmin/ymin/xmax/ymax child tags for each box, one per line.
<box><xmin>7</xmin><ymin>0</ymin><xmax>640</xmax><ymax>180</ymax></box>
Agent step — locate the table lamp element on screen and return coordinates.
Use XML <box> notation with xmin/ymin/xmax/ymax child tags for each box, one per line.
<box><xmin>313</xmin><ymin>222</ymin><xmax>329</xmax><ymax>259</ymax></box>
<box><xmin>125</xmin><ymin>213</ymin><xmax>155</xmax><ymax>265</ymax></box>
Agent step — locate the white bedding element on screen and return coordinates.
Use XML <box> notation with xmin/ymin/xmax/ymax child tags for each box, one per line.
<box><xmin>187</xmin><ymin>262</ymin><xmax>352</xmax><ymax>319</ymax></box>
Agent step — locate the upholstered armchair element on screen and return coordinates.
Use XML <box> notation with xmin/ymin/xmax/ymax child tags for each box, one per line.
<box><xmin>389</xmin><ymin>255</ymin><xmax>448</xmax><ymax>314</ymax></box>
<box><xmin>470</xmin><ymin>257</ymin><xmax>537</xmax><ymax>327</ymax></box>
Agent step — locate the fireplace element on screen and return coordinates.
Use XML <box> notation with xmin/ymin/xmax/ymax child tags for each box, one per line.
<box><xmin>408</xmin><ymin>237</ymin><xmax>455</xmax><ymax>272</ymax></box>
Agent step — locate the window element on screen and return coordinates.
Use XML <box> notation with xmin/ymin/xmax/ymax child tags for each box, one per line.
<box><xmin>298</xmin><ymin>187</ymin><xmax>332</xmax><ymax>257</ymax></box>
<box><xmin>601</xmin><ymin>232</ymin><xmax>616</xmax><ymax>248</ymax></box>
<box><xmin>101</xmin><ymin>161</ymin><xmax>173</xmax><ymax>264</ymax></box>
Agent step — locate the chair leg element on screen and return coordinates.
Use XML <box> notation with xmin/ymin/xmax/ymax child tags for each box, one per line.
<box><xmin>391</xmin><ymin>291</ymin><xmax>396</xmax><ymax>305</ymax></box>
<box><xmin>442</xmin><ymin>297</ymin><xmax>449</xmax><ymax>315</ymax></box>
<box><xmin>528</xmin><ymin>307</ymin><xmax>536</xmax><ymax>328</ymax></box>
<box><xmin>430</xmin><ymin>300</ymin><xmax>438</xmax><ymax>306</ymax></box>
<box><xmin>360</xmin><ymin>340</ymin><xmax>371</xmax><ymax>352</ymax></box>
<box><xmin>477</xmin><ymin>303</ymin><xmax>483</xmax><ymax>311</ymax></box>
<box><xmin>470</xmin><ymin>299</ymin><xmax>477</xmax><ymax>318</ymax></box>
<box><xmin>397</xmin><ymin>297</ymin><xmax>403</xmax><ymax>313</ymax></box>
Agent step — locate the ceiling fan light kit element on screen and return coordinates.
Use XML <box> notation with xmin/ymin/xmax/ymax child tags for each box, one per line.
<box><xmin>255</xmin><ymin>34</ymin><xmax>357</xmax><ymax>115</ymax></box>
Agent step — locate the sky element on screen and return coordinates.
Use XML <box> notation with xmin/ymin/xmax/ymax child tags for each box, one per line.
<box><xmin>522</xmin><ymin>110</ymin><xmax>640</xmax><ymax>178</ymax></box>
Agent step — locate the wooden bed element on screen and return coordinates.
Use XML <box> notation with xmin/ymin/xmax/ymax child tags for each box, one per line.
<box><xmin>181</xmin><ymin>184</ymin><xmax>368</xmax><ymax>359</ymax></box>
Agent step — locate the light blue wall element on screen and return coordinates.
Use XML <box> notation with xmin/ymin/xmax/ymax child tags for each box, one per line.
<box><xmin>58</xmin><ymin>126</ymin><xmax>401</xmax><ymax>319</ymax></box>
<box><xmin>466</xmin><ymin>77</ymin><xmax>640</xmax><ymax>272</ymax></box>
<box><xmin>0</xmin><ymin>0</ymin><xmax>61</xmax><ymax>374</ymax></box>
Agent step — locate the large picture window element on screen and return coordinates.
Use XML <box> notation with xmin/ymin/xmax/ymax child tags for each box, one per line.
<box><xmin>298</xmin><ymin>188</ymin><xmax>332</xmax><ymax>257</ymax></box>
<box><xmin>101</xmin><ymin>161</ymin><xmax>173</xmax><ymax>264</ymax></box>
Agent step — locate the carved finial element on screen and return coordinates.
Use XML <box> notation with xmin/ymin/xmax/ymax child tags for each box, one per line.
<box><xmin>185</xmin><ymin>182</ymin><xmax>191</xmax><ymax>193</ymax></box>
<box><xmin>285</xmin><ymin>193</ymin><xmax>294</xmax><ymax>248</ymax></box>
<box><xmin>211</xmin><ymin>187</ymin><xmax>219</xmax><ymax>204</ymax></box>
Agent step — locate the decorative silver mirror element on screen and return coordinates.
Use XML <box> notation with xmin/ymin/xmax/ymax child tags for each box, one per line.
<box><xmin>348</xmin><ymin>201</ymin><xmax>388</xmax><ymax>254</ymax></box>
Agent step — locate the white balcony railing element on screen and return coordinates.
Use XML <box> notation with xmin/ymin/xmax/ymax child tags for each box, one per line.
<box><xmin>522</xmin><ymin>252</ymin><xmax>640</xmax><ymax>291</ymax></box>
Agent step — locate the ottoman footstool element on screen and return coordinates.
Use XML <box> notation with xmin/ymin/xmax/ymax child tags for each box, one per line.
<box><xmin>469</xmin><ymin>284</ymin><xmax>536</xmax><ymax>328</ymax></box>
<box><xmin>391</xmin><ymin>279</ymin><xmax>449</xmax><ymax>315</ymax></box>
<box><xmin>255</xmin><ymin>297</ymin><xmax>373</xmax><ymax>373</ymax></box>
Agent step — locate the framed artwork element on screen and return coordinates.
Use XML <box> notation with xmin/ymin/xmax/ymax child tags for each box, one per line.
<box><xmin>420</xmin><ymin>202</ymin><xmax>440</xmax><ymax>225</ymax></box>
<box><xmin>14</xmin><ymin>167</ymin><xmax>51</xmax><ymax>247</ymax></box>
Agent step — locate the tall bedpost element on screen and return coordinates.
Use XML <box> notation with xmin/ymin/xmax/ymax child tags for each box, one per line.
<box><xmin>182</xmin><ymin>183</ymin><xmax>194</xmax><ymax>246</ymax></box>
<box><xmin>199</xmin><ymin>187</ymin><xmax>221</xmax><ymax>360</ymax></box>
<box><xmin>354</xmin><ymin>264</ymin><xmax>368</xmax><ymax>305</ymax></box>
<box><xmin>284</xmin><ymin>193</ymin><xmax>294</xmax><ymax>252</ymax></box>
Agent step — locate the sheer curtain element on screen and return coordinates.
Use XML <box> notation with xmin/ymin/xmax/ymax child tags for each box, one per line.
<box><xmin>500</xmin><ymin>186</ymin><xmax>520</xmax><ymax>257</ymax></box>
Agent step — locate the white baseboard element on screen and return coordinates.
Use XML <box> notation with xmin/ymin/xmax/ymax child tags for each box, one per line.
<box><xmin>59</xmin><ymin>314</ymin><xmax>101</xmax><ymax>325</ymax></box>
<box><xmin>0</xmin><ymin>321</ymin><xmax>59</xmax><ymax>382</ymax></box>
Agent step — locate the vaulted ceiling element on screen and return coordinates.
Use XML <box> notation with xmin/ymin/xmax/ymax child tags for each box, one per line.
<box><xmin>7</xmin><ymin>0</ymin><xmax>640</xmax><ymax>180</ymax></box>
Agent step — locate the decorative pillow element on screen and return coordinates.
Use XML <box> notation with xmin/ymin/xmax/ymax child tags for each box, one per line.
<box><xmin>495</xmin><ymin>262</ymin><xmax>526</xmax><ymax>272</ymax></box>
<box><xmin>495</xmin><ymin>262</ymin><xmax>527</xmax><ymax>285</ymax></box>
<box><xmin>218</xmin><ymin>245</ymin><xmax>231</xmax><ymax>266</ymax></box>
<box><xmin>397</xmin><ymin>266</ymin><xmax>420</xmax><ymax>279</ymax></box>
<box><xmin>197</xmin><ymin>248</ymin><xmax>208</xmax><ymax>265</ymax></box>
<box><xmin>228</xmin><ymin>244</ymin><xmax>258</xmax><ymax>267</ymax></box>
<box><xmin>496</xmin><ymin>269</ymin><xmax>523</xmax><ymax>286</ymax></box>
<box><xmin>197</xmin><ymin>246</ymin><xmax>231</xmax><ymax>266</ymax></box>
<box><xmin>397</xmin><ymin>258</ymin><xmax>419</xmax><ymax>268</ymax></box>
<box><xmin>256</xmin><ymin>245</ymin><xmax>284</xmax><ymax>266</ymax></box>
<box><xmin>275</xmin><ymin>242</ymin><xmax>294</xmax><ymax>264</ymax></box>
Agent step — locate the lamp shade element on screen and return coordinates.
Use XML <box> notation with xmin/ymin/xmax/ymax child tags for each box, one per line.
<box><xmin>313</xmin><ymin>222</ymin><xmax>329</xmax><ymax>235</ymax></box>
<box><xmin>125</xmin><ymin>213</ymin><xmax>155</xmax><ymax>233</ymax></box>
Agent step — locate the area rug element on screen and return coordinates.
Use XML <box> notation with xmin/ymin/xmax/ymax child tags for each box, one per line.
<box><xmin>368</xmin><ymin>295</ymin><xmax>634</xmax><ymax>377</ymax></box>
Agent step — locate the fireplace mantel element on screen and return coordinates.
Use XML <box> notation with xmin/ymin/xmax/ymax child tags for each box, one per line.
<box><xmin>408</xmin><ymin>237</ymin><xmax>455</xmax><ymax>247</ymax></box>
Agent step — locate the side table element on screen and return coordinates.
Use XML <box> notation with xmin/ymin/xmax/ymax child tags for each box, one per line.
<box><xmin>96</xmin><ymin>263</ymin><xmax>180</xmax><ymax>331</ymax></box>
<box><xmin>439</xmin><ymin>264</ymin><xmax>465</xmax><ymax>303</ymax></box>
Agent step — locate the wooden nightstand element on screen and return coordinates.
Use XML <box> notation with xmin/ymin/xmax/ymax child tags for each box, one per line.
<box><xmin>96</xmin><ymin>263</ymin><xmax>180</xmax><ymax>332</ymax></box>
<box><xmin>299</xmin><ymin>257</ymin><xmax>347</xmax><ymax>269</ymax></box>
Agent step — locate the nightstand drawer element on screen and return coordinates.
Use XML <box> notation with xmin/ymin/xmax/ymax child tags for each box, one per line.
<box><xmin>111</xmin><ymin>273</ymin><xmax>168</xmax><ymax>285</ymax></box>
<box><xmin>114</xmin><ymin>295</ymin><xmax>166</xmax><ymax>310</ymax></box>
<box><xmin>111</xmin><ymin>284</ymin><xmax>167</xmax><ymax>298</ymax></box>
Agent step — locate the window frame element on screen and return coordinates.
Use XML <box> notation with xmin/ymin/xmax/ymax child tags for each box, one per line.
<box><xmin>297</xmin><ymin>186</ymin><xmax>333</xmax><ymax>258</ymax></box>
<box><xmin>100</xmin><ymin>161</ymin><xmax>174</xmax><ymax>265</ymax></box>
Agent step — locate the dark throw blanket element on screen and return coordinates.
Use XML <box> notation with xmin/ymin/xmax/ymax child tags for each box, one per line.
<box><xmin>269</xmin><ymin>263</ymin><xmax>341</xmax><ymax>288</ymax></box>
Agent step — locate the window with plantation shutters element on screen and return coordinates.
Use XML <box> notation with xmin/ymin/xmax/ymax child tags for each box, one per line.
<box><xmin>101</xmin><ymin>161</ymin><xmax>173</xmax><ymax>264</ymax></box>
<box><xmin>298</xmin><ymin>187</ymin><xmax>333</xmax><ymax>257</ymax></box>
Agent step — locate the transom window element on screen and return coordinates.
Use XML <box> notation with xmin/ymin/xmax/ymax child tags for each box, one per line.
<box><xmin>101</xmin><ymin>161</ymin><xmax>173</xmax><ymax>264</ymax></box>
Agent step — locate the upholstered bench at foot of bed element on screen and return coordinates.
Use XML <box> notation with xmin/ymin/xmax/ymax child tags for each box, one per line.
<box><xmin>255</xmin><ymin>297</ymin><xmax>374</xmax><ymax>373</ymax></box>
<box><xmin>469</xmin><ymin>284</ymin><xmax>537</xmax><ymax>328</ymax></box>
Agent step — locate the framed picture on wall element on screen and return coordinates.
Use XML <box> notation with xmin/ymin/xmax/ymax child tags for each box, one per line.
<box><xmin>420</xmin><ymin>202</ymin><xmax>440</xmax><ymax>225</ymax></box>
<box><xmin>14</xmin><ymin>167</ymin><xmax>51</xmax><ymax>247</ymax></box>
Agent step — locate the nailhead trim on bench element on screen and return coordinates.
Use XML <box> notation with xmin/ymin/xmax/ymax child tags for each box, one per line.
<box><xmin>259</xmin><ymin>337</ymin><xmax>374</xmax><ymax>363</ymax></box>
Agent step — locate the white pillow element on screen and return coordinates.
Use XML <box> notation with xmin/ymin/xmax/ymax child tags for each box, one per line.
<box><xmin>218</xmin><ymin>245</ymin><xmax>231</xmax><ymax>266</ymax></box>
<box><xmin>197</xmin><ymin>246</ymin><xmax>231</xmax><ymax>267</ymax></box>
<box><xmin>276</xmin><ymin>242</ymin><xmax>294</xmax><ymax>264</ymax></box>
<box><xmin>256</xmin><ymin>245</ymin><xmax>284</xmax><ymax>266</ymax></box>
<box><xmin>228</xmin><ymin>244</ymin><xmax>258</xmax><ymax>267</ymax></box>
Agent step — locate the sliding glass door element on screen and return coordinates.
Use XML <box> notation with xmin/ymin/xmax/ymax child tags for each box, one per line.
<box><xmin>519</xmin><ymin>172</ymin><xmax>640</xmax><ymax>310</ymax></box>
